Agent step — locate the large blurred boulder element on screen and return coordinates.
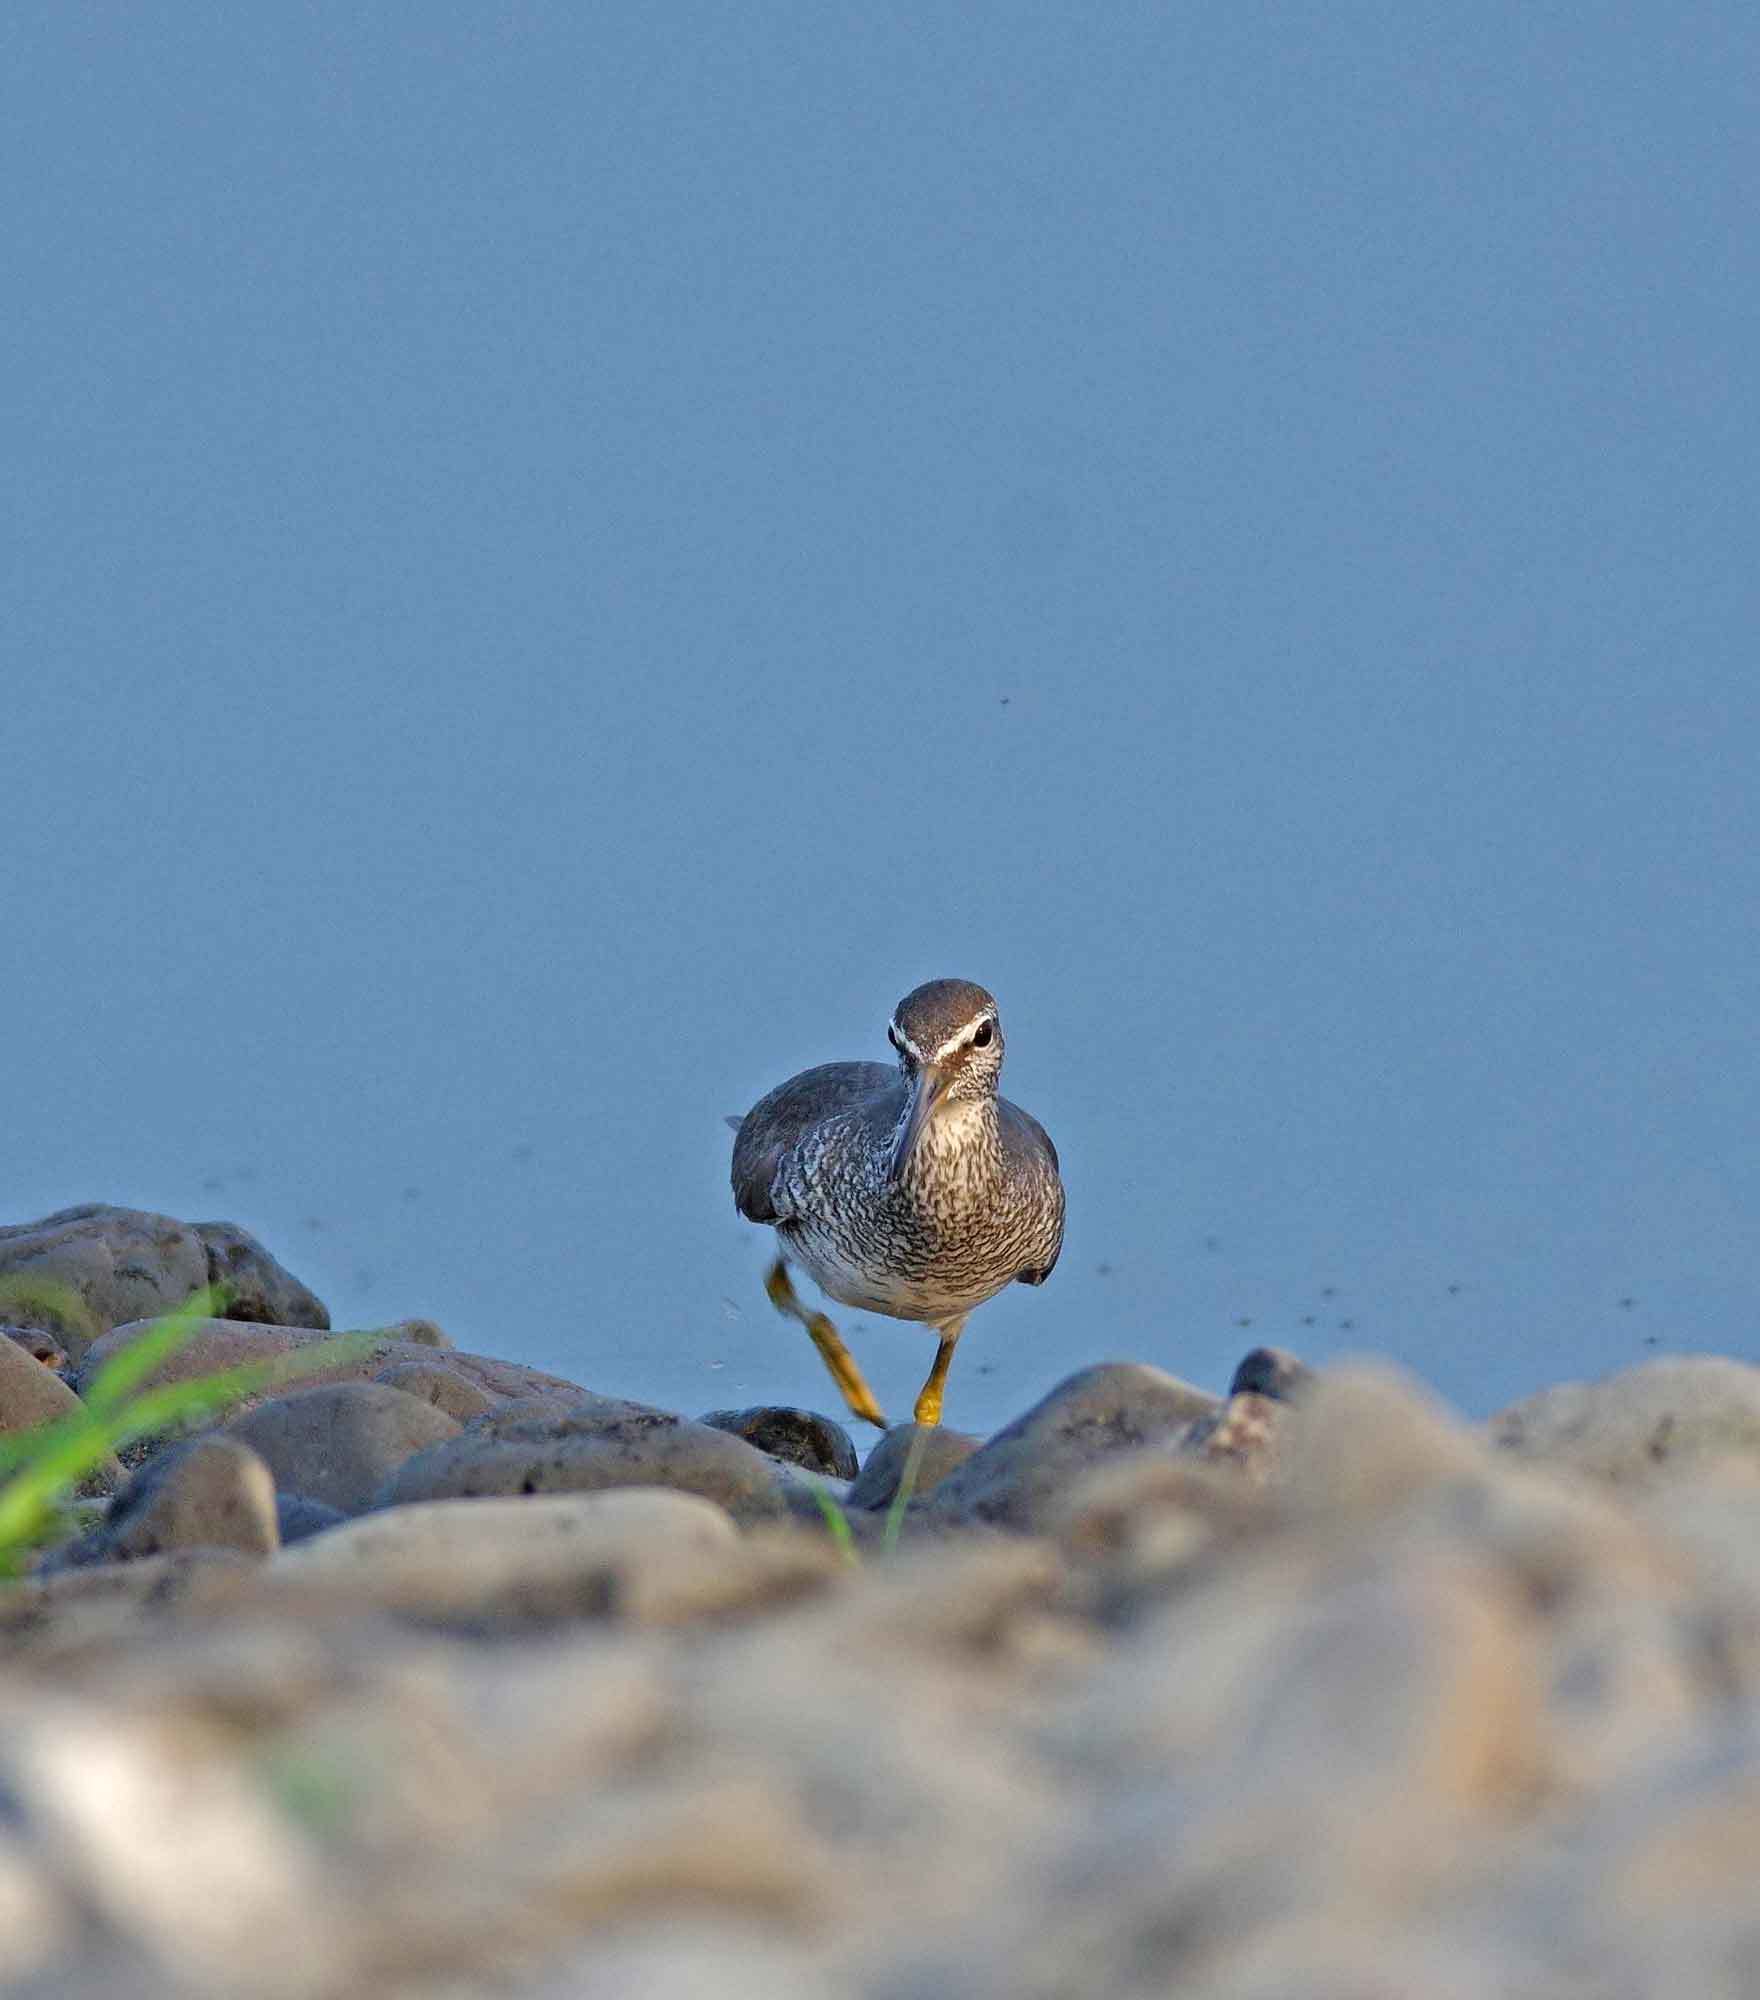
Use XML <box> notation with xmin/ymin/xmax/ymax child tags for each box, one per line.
<box><xmin>260</xmin><ymin>1490</ymin><xmax>844</xmax><ymax>1629</ymax></box>
<box><xmin>1490</xmin><ymin>1357</ymin><xmax>1760</xmax><ymax>1484</ymax></box>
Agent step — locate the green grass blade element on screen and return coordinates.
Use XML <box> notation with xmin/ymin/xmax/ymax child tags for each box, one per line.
<box><xmin>0</xmin><ymin>1410</ymin><xmax>94</xmax><ymax>1477</ymax></box>
<box><xmin>0</xmin><ymin>1286</ymin><xmax>228</xmax><ymax>1503</ymax></box>
<box><xmin>0</xmin><ymin>1276</ymin><xmax>100</xmax><ymax>1350</ymax></box>
<box><xmin>806</xmin><ymin>1479</ymin><xmax>860</xmax><ymax>1568</ymax></box>
<box><xmin>1</xmin><ymin>1332</ymin><xmax>380</xmax><ymax>1473</ymax></box>
<box><xmin>80</xmin><ymin>1283</ymin><xmax>230</xmax><ymax>1418</ymax></box>
<box><xmin>0</xmin><ymin>1327</ymin><xmax>380</xmax><ymax>1578</ymax></box>
<box><xmin>880</xmin><ymin>1424</ymin><xmax>931</xmax><ymax>1557</ymax></box>
<box><xmin>0</xmin><ymin>1425</ymin><xmax>119</xmax><ymax>1567</ymax></box>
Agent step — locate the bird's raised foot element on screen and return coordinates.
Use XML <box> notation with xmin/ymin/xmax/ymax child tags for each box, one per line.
<box><xmin>763</xmin><ymin>1258</ymin><xmax>889</xmax><ymax>1430</ymax></box>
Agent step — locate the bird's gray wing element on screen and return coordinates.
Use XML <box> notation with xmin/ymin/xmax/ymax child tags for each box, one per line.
<box><xmin>730</xmin><ymin>1062</ymin><xmax>897</xmax><ymax>1224</ymax></box>
<box><xmin>999</xmin><ymin>1096</ymin><xmax>1064</xmax><ymax>1284</ymax></box>
<box><xmin>999</xmin><ymin>1097</ymin><xmax>1060</xmax><ymax>1176</ymax></box>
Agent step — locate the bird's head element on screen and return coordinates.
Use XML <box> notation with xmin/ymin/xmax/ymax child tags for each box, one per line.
<box><xmin>885</xmin><ymin>978</ymin><xmax>1003</xmax><ymax>1179</ymax></box>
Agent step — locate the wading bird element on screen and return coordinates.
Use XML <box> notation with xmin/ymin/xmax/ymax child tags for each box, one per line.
<box><xmin>730</xmin><ymin>979</ymin><xmax>1064</xmax><ymax>1428</ymax></box>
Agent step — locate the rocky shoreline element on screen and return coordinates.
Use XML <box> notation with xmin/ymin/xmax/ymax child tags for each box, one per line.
<box><xmin>4</xmin><ymin>1204</ymin><xmax>1760</xmax><ymax>1996</ymax></box>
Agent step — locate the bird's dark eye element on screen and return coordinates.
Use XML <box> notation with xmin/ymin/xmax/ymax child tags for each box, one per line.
<box><xmin>973</xmin><ymin>1020</ymin><xmax>994</xmax><ymax>1049</ymax></box>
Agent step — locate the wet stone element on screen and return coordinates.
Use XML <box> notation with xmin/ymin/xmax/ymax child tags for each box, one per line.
<box><xmin>375</xmin><ymin>1408</ymin><xmax>800</xmax><ymax>1524</ymax></box>
<box><xmin>263</xmin><ymin>1491</ymin><xmax>840</xmax><ymax>1630</ymax></box>
<box><xmin>924</xmin><ymin>1363</ymin><xmax>1221</xmax><ymax>1533</ymax></box>
<box><xmin>2</xmin><ymin>1325</ymin><xmax>68</xmax><ymax>1371</ymax></box>
<box><xmin>373</xmin><ymin>1358</ymin><xmax>498</xmax><ymax>1423</ymax></box>
<box><xmin>63</xmin><ymin>1436</ymin><xmax>280</xmax><ymax>1566</ymax></box>
<box><xmin>190</xmin><ymin>1219</ymin><xmax>330</xmax><ymax>1329</ymax></box>
<box><xmin>1173</xmin><ymin>1389</ymin><xmax>1288</xmax><ymax>1483</ymax></box>
<box><xmin>0</xmin><ymin>1330</ymin><xmax>91</xmax><ymax>1436</ymax></box>
<box><xmin>463</xmin><ymin>1389</ymin><xmax>671</xmax><ymax>1435</ymax></box>
<box><xmin>1283</xmin><ymin>1364</ymin><xmax>1485</xmax><ymax>1519</ymax></box>
<box><xmin>1229</xmin><ymin>1345</ymin><xmax>1312</xmax><ymax>1402</ymax></box>
<box><xmin>0</xmin><ymin>1550</ymin><xmax>261</xmax><ymax>1654</ymax></box>
<box><xmin>699</xmin><ymin>1406</ymin><xmax>859</xmax><ymax>1480</ymax></box>
<box><xmin>275</xmin><ymin>1492</ymin><xmax>347</xmax><ymax>1545</ymax></box>
<box><xmin>74</xmin><ymin>1317</ymin><xmax>589</xmax><ymax>1413</ymax></box>
<box><xmin>0</xmin><ymin>1204</ymin><xmax>212</xmax><ymax>1361</ymax></box>
<box><xmin>1489</xmin><ymin>1356</ymin><xmax>1760</xmax><ymax>1484</ymax></box>
<box><xmin>225</xmin><ymin>1381</ymin><xmax>464</xmax><ymax>1515</ymax></box>
<box><xmin>847</xmin><ymin>1423</ymin><xmax>984</xmax><ymax>1510</ymax></box>
<box><xmin>0</xmin><ymin>1335</ymin><xmax>122</xmax><ymax>1496</ymax></box>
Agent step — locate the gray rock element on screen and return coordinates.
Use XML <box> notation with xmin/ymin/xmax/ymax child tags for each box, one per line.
<box><xmin>0</xmin><ymin>1826</ymin><xmax>73</xmax><ymax>1985</ymax></box>
<box><xmin>1559</xmin><ymin>1733</ymin><xmax>1760</xmax><ymax>1996</ymax></box>
<box><xmin>374</xmin><ymin>1358</ymin><xmax>497</xmax><ymax>1422</ymax></box>
<box><xmin>847</xmin><ymin>1423</ymin><xmax>983</xmax><ymax>1510</ymax></box>
<box><xmin>0</xmin><ymin>1549</ymin><xmax>261</xmax><ymax>1653</ymax></box>
<box><xmin>534</xmin><ymin>1926</ymin><xmax>841</xmax><ymax>2000</ymax></box>
<box><xmin>73</xmin><ymin>1317</ymin><xmax>328</xmax><ymax>1399</ymax></box>
<box><xmin>1060</xmin><ymin>1541</ymin><xmax>1542</xmax><ymax>1830</ymax></box>
<box><xmin>0</xmin><ymin>1672</ymin><xmax>340</xmax><ymax>1992</ymax></box>
<box><xmin>1490</xmin><ymin>1356</ymin><xmax>1760</xmax><ymax>1483</ymax></box>
<box><xmin>62</xmin><ymin>1436</ymin><xmax>280</xmax><ymax>1565</ymax></box>
<box><xmin>1539</xmin><ymin>1596</ymin><xmax>1705</xmax><ymax>1793</ymax></box>
<box><xmin>224</xmin><ymin>1381</ymin><xmax>463</xmax><ymax>1514</ymax></box>
<box><xmin>699</xmin><ymin>1406</ymin><xmax>859</xmax><ymax>1479</ymax></box>
<box><xmin>375</xmin><ymin>1406</ymin><xmax>800</xmax><ymax>1524</ymax></box>
<box><xmin>283</xmin><ymin>1486</ymin><xmax>737</xmax><ymax>1568</ymax></box>
<box><xmin>1172</xmin><ymin>1389</ymin><xmax>1287</xmax><ymax>1482</ymax></box>
<box><xmin>924</xmin><ymin>1364</ymin><xmax>1220</xmax><ymax>1532</ymax></box>
<box><xmin>464</xmin><ymin>1390</ymin><xmax>674</xmax><ymax>1434</ymax></box>
<box><xmin>1631</xmin><ymin>1467</ymin><xmax>1760</xmax><ymax>1638</ymax></box>
<box><xmin>1229</xmin><ymin>1344</ymin><xmax>1311</xmax><ymax>1401</ymax></box>
<box><xmin>0</xmin><ymin>1334</ymin><xmax>122</xmax><ymax>1497</ymax></box>
<box><xmin>464</xmin><ymin>1391</ymin><xmax>591</xmax><ymax>1428</ymax></box>
<box><xmin>189</xmin><ymin>1220</ymin><xmax>329</xmax><ymax>1329</ymax></box>
<box><xmin>375</xmin><ymin>1316</ymin><xmax>455</xmax><ymax>1348</ymax></box>
<box><xmin>789</xmin><ymin>1533</ymin><xmax>1070</xmax><ymax>1663</ymax></box>
<box><xmin>274</xmin><ymin>1492</ymin><xmax>346</xmax><ymax>1544</ymax></box>
<box><xmin>0</xmin><ymin>1327</ymin><xmax>91</xmax><ymax>1435</ymax></box>
<box><xmin>1048</xmin><ymin>1445</ymin><xmax>1273</xmax><ymax>1609</ymax></box>
<box><xmin>345</xmin><ymin>1778</ymin><xmax>837</xmax><ymax>1987</ymax></box>
<box><xmin>3</xmin><ymin>1323</ymin><xmax>68</xmax><ymax>1371</ymax></box>
<box><xmin>1283</xmin><ymin>1363</ymin><xmax>1484</xmax><ymax>1518</ymax></box>
<box><xmin>0</xmin><ymin>1205</ymin><xmax>210</xmax><ymax>1362</ymax></box>
<box><xmin>74</xmin><ymin>1316</ymin><xmax>589</xmax><ymax>1409</ymax></box>
<box><xmin>264</xmin><ymin>1490</ymin><xmax>835</xmax><ymax>1627</ymax></box>
<box><xmin>677</xmin><ymin>1539</ymin><xmax>1070</xmax><ymax>1926</ymax></box>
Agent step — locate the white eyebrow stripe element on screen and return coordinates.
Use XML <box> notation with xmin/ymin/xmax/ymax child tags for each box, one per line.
<box><xmin>931</xmin><ymin>1015</ymin><xmax>996</xmax><ymax>1063</ymax></box>
<box><xmin>889</xmin><ymin>1021</ymin><xmax>928</xmax><ymax>1062</ymax></box>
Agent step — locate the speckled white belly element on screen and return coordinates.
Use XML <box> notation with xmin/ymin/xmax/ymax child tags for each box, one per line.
<box><xmin>778</xmin><ymin>1217</ymin><xmax>1010</xmax><ymax>1326</ymax></box>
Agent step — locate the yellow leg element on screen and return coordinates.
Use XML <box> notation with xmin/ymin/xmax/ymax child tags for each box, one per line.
<box><xmin>912</xmin><ymin>1318</ymin><xmax>966</xmax><ymax>1428</ymax></box>
<box><xmin>764</xmin><ymin>1258</ymin><xmax>888</xmax><ymax>1430</ymax></box>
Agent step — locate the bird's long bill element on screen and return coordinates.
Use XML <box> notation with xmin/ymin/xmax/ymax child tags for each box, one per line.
<box><xmin>889</xmin><ymin>1064</ymin><xmax>948</xmax><ymax>1182</ymax></box>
